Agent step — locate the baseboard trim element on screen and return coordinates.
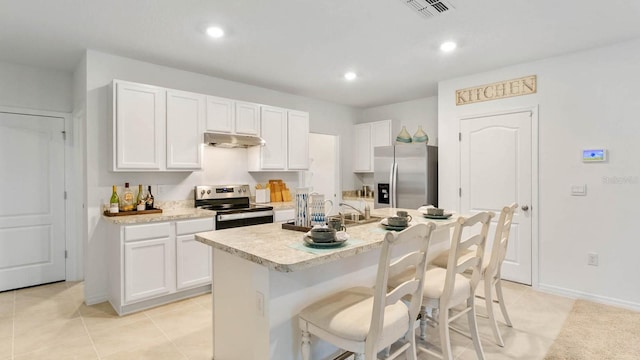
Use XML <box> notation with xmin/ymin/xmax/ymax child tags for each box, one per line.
<box><xmin>85</xmin><ymin>293</ymin><xmax>108</xmax><ymax>306</ymax></box>
<box><xmin>538</xmin><ymin>283</ymin><xmax>640</xmax><ymax>312</ymax></box>
<box><xmin>116</xmin><ymin>284</ymin><xmax>211</xmax><ymax>315</ymax></box>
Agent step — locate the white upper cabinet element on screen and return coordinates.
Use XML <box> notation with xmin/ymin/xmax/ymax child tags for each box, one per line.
<box><xmin>353</xmin><ymin>120</ymin><xmax>392</xmax><ymax>173</ymax></box>
<box><xmin>114</xmin><ymin>81</ymin><xmax>166</xmax><ymax>170</ymax></box>
<box><xmin>235</xmin><ymin>101</ymin><xmax>260</xmax><ymax>135</ymax></box>
<box><xmin>112</xmin><ymin>80</ymin><xmax>202</xmax><ymax>172</ymax></box>
<box><xmin>287</xmin><ymin>110</ymin><xmax>310</xmax><ymax>170</ymax></box>
<box><xmin>205</xmin><ymin>96</ymin><xmax>234</xmax><ymax>133</ymax></box>
<box><xmin>353</xmin><ymin>123</ymin><xmax>372</xmax><ymax>172</ymax></box>
<box><xmin>205</xmin><ymin>97</ymin><xmax>260</xmax><ymax>135</ymax></box>
<box><xmin>248</xmin><ymin>107</ymin><xmax>310</xmax><ymax>171</ymax></box>
<box><xmin>258</xmin><ymin>106</ymin><xmax>288</xmax><ymax>170</ymax></box>
<box><xmin>166</xmin><ymin>90</ymin><xmax>204</xmax><ymax>170</ymax></box>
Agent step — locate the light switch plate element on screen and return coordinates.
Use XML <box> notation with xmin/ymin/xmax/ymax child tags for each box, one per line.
<box><xmin>570</xmin><ymin>184</ymin><xmax>587</xmax><ymax>196</ymax></box>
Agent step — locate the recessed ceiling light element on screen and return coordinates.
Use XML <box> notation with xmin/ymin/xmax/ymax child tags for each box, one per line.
<box><xmin>206</xmin><ymin>26</ymin><xmax>225</xmax><ymax>39</ymax></box>
<box><xmin>440</xmin><ymin>41</ymin><xmax>457</xmax><ymax>52</ymax></box>
<box><xmin>344</xmin><ymin>72</ymin><xmax>357</xmax><ymax>81</ymax></box>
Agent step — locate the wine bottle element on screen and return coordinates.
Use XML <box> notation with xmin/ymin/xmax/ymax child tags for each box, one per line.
<box><xmin>109</xmin><ymin>185</ymin><xmax>119</xmax><ymax>214</ymax></box>
<box><xmin>136</xmin><ymin>184</ymin><xmax>145</xmax><ymax>211</ymax></box>
<box><xmin>145</xmin><ymin>185</ymin><xmax>155</xmax><ymax>210</ymax></box>
<box><xmin>120</xmin><ymin>182</ymin><xmax>135</xmax><ymax>212</ymax></box>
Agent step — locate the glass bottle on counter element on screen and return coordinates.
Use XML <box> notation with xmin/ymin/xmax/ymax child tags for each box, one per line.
<box><xmin>136</xmin><ymin>184</ymin><xmax>145</xmax><ymax>211</ymax></box>
<box><xmin>145</xmin><ymin>185</ymin><xmax>155</xmax><ymax>210</ymax></box>
<box><xmin>109</xmin><ymin>185</ymin><xmax>119</xmax><ymax>214</ymax></box>
<box><xmin>120</xmin><ymin>182</ymin><xmax>135</xmax><ymax>212</ymax></box>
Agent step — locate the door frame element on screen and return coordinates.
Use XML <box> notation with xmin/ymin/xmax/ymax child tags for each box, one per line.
<box><xmin>0</xmin><ymin>105</ymin><xmax>80</xmax><ymax>282</ymax></box>
<box><xmin>458</xmin><ymin>106</ymin><xmax>539</xmax><ymax>288</ymax></box>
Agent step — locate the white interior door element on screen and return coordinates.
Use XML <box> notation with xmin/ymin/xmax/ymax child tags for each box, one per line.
<box><xmin>460</xmin><ymin>111</ymin><xmax>533</xmax><ymax>285</ymax></box>
<box><xmin>0</xmin><ymin>112</ymin><xmax>66</xmax><ymax>291</ymax></box>
<box><xmin>307</xmin><ymin>133</ymin><xmax>339</xmax><ymax>215</ymax></box>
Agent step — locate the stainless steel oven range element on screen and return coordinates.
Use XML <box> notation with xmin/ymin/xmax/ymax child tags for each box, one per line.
<box><xmin>195</xmin><ymin>185</ymin><xmax>274</xmax><ymax>230</ymax></box>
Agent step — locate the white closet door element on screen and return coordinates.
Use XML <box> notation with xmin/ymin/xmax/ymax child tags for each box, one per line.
<box><xmin>0</xmin><ymin>112</ymin><xmax>66</xmax><ymax>291</ymax></box>
<box><xmin>460</xmin><ymin>110</ymin><xmax>532</xmax><ymax>285</ymax></box>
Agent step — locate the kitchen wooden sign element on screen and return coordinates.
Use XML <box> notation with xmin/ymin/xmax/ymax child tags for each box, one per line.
<box><xmin>456</xmin><ymin>75</ymin><xmax>537</xmax><ymax>105</ymax></box>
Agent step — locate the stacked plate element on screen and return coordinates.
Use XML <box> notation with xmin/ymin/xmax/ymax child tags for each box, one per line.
<box><xmin>379</xmin><ymin>218</ymin><xmax>410</xmax><ymax>231</ymax></box>
<box><xmin>417</xmin><ymin>207</ymin><xmax>453</xmax><ymax>220</ymax></box>
<box><xmin>303</xmin><ymin>228</ymin><xmax>349</xmax><ymax>248</ymax></box>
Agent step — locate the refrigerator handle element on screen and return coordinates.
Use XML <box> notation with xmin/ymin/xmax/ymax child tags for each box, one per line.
<box><xmin>388</xmin><ymin>163</ymin><xmax>394</xmax><ymax>208</ymax></box>
<box><xmin>391</xmin><ymin>162</ymin><xmax>398</xmax><ymax>208</ymax></box>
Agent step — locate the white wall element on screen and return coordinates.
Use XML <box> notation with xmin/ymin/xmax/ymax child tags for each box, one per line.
<box><xmin>0</xmin><ymin>60</ymin><xmax>72</xmax><ymax>112</ymax></box>
<box><xmin>355</xmin><ymin>96</ymin><xmax>439</xmax><ymax>188</ymax></box>
<box><xmin>438</xmin><ymin>39</ymin><xmax>640</xmax><ymax>309</ymax></box>
<box><xmin>82</xmin><ymin>50</ymin><xmax>360</xmax><ymax>302</ymax></box>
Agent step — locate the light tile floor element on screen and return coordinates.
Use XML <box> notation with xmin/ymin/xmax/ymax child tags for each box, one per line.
<box><xmin>0</xmin><ymin>280</ymin><xmax>574</xmax><ymax>360</ymax></box>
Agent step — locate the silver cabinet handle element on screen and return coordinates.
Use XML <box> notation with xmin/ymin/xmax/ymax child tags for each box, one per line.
<box><xmin>521</xmin><ymin>205</ymin><xmax>529</xmax><ymax>211</ymax></box>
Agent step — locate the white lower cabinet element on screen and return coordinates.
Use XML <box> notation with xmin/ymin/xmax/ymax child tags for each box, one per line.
<box><xmin>108</xmin><ymin>217</ymin><xmax>213</xmax><ymax>315</ymax></box>
<box><xmin>176</xmin><ymin>219</ymin><xmax>213</xmax><ymax>290</ymax></box>
<box><xmin>124</xmin><ymin>237</ymin><xmax>175</xmax><ymax>303</ymax></box>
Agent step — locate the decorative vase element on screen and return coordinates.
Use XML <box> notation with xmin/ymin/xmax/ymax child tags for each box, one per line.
<box><xmin>412</xmin><ymin>125</ymin><xmax>429</xmax><ymax>144</ymax></box>
<box><xmin>396</xmin><ymin>126</ymin><xmax>412</xmax><ymax>144</ymax></box>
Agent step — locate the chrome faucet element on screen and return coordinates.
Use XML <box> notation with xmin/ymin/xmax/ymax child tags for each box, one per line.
<box><xmin>338</xmin><ymin>202</ymin><xmax>365</xmax><ymax>218</ymax></box>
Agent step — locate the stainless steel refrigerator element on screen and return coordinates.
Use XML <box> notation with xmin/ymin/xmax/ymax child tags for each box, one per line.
<box><xmin>374</xmin><ymin>144</ymin><xmax>438</xmax><ymax>209</ymax></box>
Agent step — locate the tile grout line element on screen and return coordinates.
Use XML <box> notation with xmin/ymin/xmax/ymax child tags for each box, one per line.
<box><xmin>72</xmin><ymin>280</ymin><xmax>102</xmax><ymax>360</ymax></box>
<box><xmin>142</xmin><ymin>312</ymin><xmax>190</xmax><ymax>360</ymax></box>
<box><xmin>78</xmin><ymin>309</ymin><xmax>103</xmax><ymax>360</ymax></box>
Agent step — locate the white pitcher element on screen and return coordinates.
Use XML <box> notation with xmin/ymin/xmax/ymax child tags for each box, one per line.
<box><xmin>308</xmin><ymin>193</ymin><xmax>333</xmax><ymax>226</ymax></box>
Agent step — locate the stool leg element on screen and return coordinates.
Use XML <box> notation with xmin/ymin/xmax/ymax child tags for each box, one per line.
<box><xmin>301</xmin><ymin>329</ymin><xmax>311</xmax><ymax>360</ymax></box>
<box><xmin>495</xmin><ymin>278</ymin><xmax>513</xmax><ymax>327</ymax></box>
<box><xmin>419</xmin><ymin>306</ymin><xmax>428</xmax><ymax>340</ymax></box>
<box><xmin>485</xmin><ymin>277</ymin><xmax>504</xmax><ymax>347</ymax></box>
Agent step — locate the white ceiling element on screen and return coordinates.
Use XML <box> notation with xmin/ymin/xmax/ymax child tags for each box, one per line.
<box><xmin>2</xmin><ymin>0</ymin><xmax>640</xmax><ymax>108</ymax></box>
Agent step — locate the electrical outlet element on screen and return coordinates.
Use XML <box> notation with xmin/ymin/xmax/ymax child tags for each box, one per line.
<box><xmin>588</xmin><ymin>253</ymin><xmax>599</xmax><ymax>266</ymax></box>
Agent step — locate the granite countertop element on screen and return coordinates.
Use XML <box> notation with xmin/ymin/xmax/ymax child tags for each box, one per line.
<box><xmin>103</xmin><ymin>208</ymin><xmax>216</xmax><ymax>224</ymax></box>
<box><xmin>195</xmin><ymin>207</ymin><xmax>457</xmax><ymax>273</ymax></box>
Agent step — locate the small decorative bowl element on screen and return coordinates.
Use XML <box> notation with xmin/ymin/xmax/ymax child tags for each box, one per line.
<box><xmin>427</xmin><ymin>208</ymin><xmax>444</xmax><ymax>216</ymax></box>
<box><xmin>387</xmin><ymin>216</ymin><xmax>409</xmax><ymax>227</ymax></box>
<box><xmin>309</xmin><ymin>228</ymin><xmax>337</xmax><ymax>243</ymax></box>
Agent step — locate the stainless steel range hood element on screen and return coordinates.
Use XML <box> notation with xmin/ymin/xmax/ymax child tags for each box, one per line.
<box><xmin>204</xmin><ymin>132</ymin><xmax>266</xmax><ymax>148</ymax></box>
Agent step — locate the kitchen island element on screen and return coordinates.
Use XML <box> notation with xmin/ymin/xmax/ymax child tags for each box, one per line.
<box><xmin>195</xmin><ymin>207</ymin><xmax>457</xmax><ymax>360</ymax></box>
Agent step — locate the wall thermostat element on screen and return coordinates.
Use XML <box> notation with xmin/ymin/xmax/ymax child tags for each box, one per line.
<box><xmin>582</xmin><ymin>149</ymin><xmax>607</xmax><ymax>162</ymax></box>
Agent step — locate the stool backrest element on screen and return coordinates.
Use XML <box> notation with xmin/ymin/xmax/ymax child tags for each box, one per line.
<box><xmin>485</xmin><ymin>203</ymin><xmax>518</xmax><ymax>277</ymax></box>
<box><xmin>443</xmin><ymin>212</ymin><xmax>494</xmax><ymax>302</ymax></box>
<box><xmin>367</xmin><ymin>222</ymin><xmax>436</xmax><ymax>355</ymax></box>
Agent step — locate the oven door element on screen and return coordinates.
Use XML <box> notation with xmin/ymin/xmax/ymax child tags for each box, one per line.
<box><xmin>215</xmin><ymin>210</ymin><xmax>274</xmax><ymax>230</ymax></box>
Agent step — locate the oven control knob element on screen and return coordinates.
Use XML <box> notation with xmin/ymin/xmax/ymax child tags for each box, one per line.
<box><xmin>200</xmin><ymin>190</ymin><xmax>205</xmax><ymax>196</ymax></box>
<box><xmin>207</xmin><ymin>190</ymin><xmax>211</xmax><ymax>194</ymax></box>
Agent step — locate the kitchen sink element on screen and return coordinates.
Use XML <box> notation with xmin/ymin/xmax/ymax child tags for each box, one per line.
<box><xmin>328</xmin><ymin>215</ymin><xmax>383</xmax><ymax>227</ymax></box>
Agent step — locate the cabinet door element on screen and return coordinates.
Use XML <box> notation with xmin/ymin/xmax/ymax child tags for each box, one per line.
<box><xmin>124</xmin><ymin>237</ymin><xmax>175</xmax><ymax>304</ymax></box>
<box><xmin>205</xmin><ymin>96</ymin><xmax>234</xmax><ymax>133</ymax></box>
<box><xmin>114</xmin><ymin>81</ymin><xmax>165</xmax><ymax>170</ymax></box>
<box><xmin>176</xmin><ymin>234</ymin><xmax>212</xmax><ymax>290</ymax></box>
<box><xmin>287</xmin><ymin>111</ymin><xmax>309</xmax><ymax>170</ymax></box>
<box><xmin>167</xmin><ymin>90</ymin><xmax>204</xmax><ymax>170</ymax></box>
<box><xmin>235</xmin><ymin>101</ymin><xmax>260</xmax><ymax>135</ymax></box>
<box><xmin>370</xmin><ymin>120</ymin><xmax>392</xmax><ymax>170</ymax></box>
<box><xmin>353</xmin><ymin>123</ymin><xmax>372</xmax><ymax>172</ymax></box>
<box><xmin>260</xmin><ymin>106</ymin><xmax>287</xmax><ymax>169</ymax></box>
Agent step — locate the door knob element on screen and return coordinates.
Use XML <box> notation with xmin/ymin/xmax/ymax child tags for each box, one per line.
<box><xmin>521</xmin><ymin>205</ymin><xmax>529</xmax><ymax>211</ymax></box>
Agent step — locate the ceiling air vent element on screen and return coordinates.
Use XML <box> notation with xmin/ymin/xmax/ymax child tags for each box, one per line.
<box><xmin>402</xmin><ymin>0</ymin><xmax>455</xmax><ymax>18</ymax></box>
